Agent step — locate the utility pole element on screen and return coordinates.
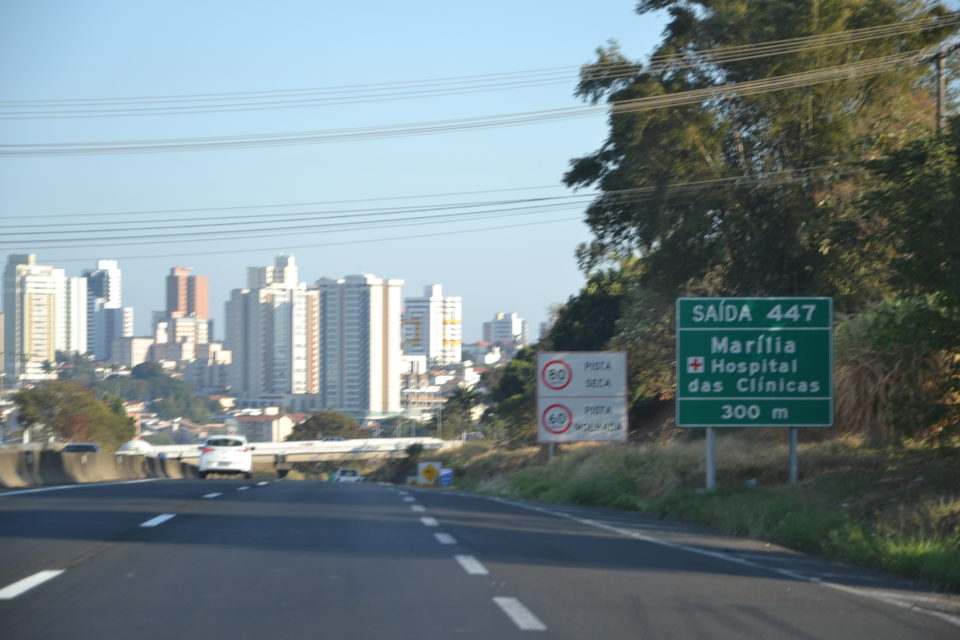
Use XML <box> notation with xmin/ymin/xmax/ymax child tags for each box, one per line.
<box><xmin>923</xmin><ymin>42</ymin><xmax>960</xmax><ymax>133</ymax></box>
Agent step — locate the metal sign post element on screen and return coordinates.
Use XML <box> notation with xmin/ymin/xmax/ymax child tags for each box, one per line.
<box><xmin>705</xmin><ymin>427</ymin><xmax>717</xmax><ymax>491</ymax></box>
<box><xmin>676</xmin><ymin>297</ymin><xmax>833</xmax><ymax>488</ymax></box>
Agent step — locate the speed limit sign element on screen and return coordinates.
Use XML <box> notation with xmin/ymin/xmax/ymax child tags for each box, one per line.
<box><xmin>541</xmin><ymin>360</ymin><xmax>573</xmax><ymax>390</ymax></box>
<box><xmin>536</xmin><ymin>352</ymin><xmax>627</xmax><ymax>443</ymax></box>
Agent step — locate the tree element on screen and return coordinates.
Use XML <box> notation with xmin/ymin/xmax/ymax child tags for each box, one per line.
<box><xmin>544</xmin><ymin>267</ymin><xmax>627</xmax><ymax>351</ymax></box>
<box><xmin>483</xmin><ymin>348</ymin><xmax>537</xmax><ymax>442</ymax></box>
<box><xmin>95</xmin><ymin>368</ymin><xmax>219</xmax><ymax>424</ymax></box>
<box><xmin>861</xmin><ymin>119</ymin><xmax>960</xmax><ymax>309</ymax></box>
<box><xmin>286</xmin><ymin>410</ymin><xmax>368</xmax><ymax>441</ymax></box>
<box><xmin>566</xmin><ymin>1</ymin><xmax>953</xmax><ymax>305</ymax></box>
<box><xmin>442</xmin><ymin>385</ymin><xmax>480</xmax><ymax>439</ymax></box>
<box><xmin>13</xmin><ymin>380</ymin><xmax>135</xmax><ymax>451</ymax></box>
<box><xmin>131</xmin><ymin>361</ymin><xmax>164</xmax><ymax>379</ymax></box>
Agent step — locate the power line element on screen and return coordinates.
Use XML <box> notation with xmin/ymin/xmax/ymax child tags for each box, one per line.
<box><xmin>1</xmin><ymin>13</ymin><xmax>955</xmax><ymax>119</ymax></box>
<box><xmin>43</xmin><ymin>215</ymin><xmax>587</xmax><ymax>263</ymax></box>
<box><xmin>0</xmin><ymin>48</ymin><xmax>938</xmax><ymax>156</ymax></box>
<box><xmin>2</xmin><ymin>166</ymin><xmax>851</xmax><ymax>248</ymax></box>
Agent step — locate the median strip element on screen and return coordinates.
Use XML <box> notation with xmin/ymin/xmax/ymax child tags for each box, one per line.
<box><xmin>493</xmin><ymin>597</ymin><xmax>547</xmax><ymax>631</ymax></box>
<box><xmin>0</xmin><ymin>570</ymin><xmax>65</xmax><ymax>600</ymax></box>
<box><xmin>140</xmin><ymin>514</ymin><xmax>176</xmax><ymax>528</ymax></box>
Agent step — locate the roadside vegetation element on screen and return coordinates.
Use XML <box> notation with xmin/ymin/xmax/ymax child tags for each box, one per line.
<box><xmin>423</xmin><ymin>434</ymin><xmax>960</xmax><ymax>592</ymax></box>
<box><xmin>443</xmin><ymin>1</ymin><xmax>960</xmax><ymax>592</ymax></box>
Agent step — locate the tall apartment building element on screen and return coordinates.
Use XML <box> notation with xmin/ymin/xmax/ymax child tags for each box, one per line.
<box><xmin>166</xmin><ymin>266</ymin><xmax>209</xmax><ymax>319</ymax></box>
<box><xmin>84</xmin><ymin>259</ymin><xmax>132</xmax><ymax>361</ymax></box>
<box><xmin>152</xmin><ymin>266</ymin><xmax>214</xmax><ymax>361</ymax></box>
<box><xmin>3</xmin><ymin>254</ymin><xmax>86</xmax><ymax>382</ymax></box>
<box><xmin>403</xmin><ymin>284</ymin><xmax>462</xmax><ymax>366</ymax></box>
<box><xmin>482</xmin><ymin>312</ymin><xmax>529</xmax><ymax>354</ymax></box>
<box><xmin>316</xmin><ymin>274</ymin><xmax>404</xmax><ymax>417</ymax></box>
<box><xmin>63</xmin><ymin>277</ymin><xmax>88</xmax><ymax>355</ymax></box>
<box><xmin>225</xmin><ymin>256</ymin><xmax>319</xmax><ymax>398</ymax></box>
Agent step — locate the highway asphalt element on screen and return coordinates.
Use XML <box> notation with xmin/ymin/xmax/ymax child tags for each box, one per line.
<box><xmin>0</xmin><ymin>478</ymin><xmax>957</xmax><ymax>639</ymax></box>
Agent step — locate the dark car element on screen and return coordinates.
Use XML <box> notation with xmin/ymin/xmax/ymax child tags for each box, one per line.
<box><xmin>63</xmin><ymin>443</ymin><xmax>100</xmax><ymax>453</ymax></box>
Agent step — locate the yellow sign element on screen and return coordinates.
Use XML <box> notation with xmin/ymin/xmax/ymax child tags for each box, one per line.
<box><xmin>418</xmin><ymin>462</ymin><xmax>441</xmax><ymax>485</ymax></box>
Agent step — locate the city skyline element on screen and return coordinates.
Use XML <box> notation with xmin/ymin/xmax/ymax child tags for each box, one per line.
<box><xmin>0</xmin><ymin>2</ymin><xmax>668</xmax><ymax>349</ymax></box>
<box><xmin>5</xmin><ymin>252</ymin><xmax>531</xmax><ymax>346</ymax></box>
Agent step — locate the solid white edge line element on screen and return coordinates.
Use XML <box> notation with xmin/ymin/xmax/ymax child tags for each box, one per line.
<box><xmin>435</xmin><ymin>533</ymin><xmax>457</xmax><ymax>545</ymax></box>
<box><xmin>202</xmin><ymin>492</ymin><xmax>222</xmax><ymax>499</ymax></box>
<box><xmin>420</xmin><ymin>517</ymin><xmax>439</xmax><ymax>527</ymax></box>
<box><xmin>494</xmin><ymin>597</ymin><xmax>547</xmax><ymax>631</ymax></box>
<box><xmin>0</xmin><ymin>570</ymin><xmax>65</xmax><ymax>600</ymax></box>
<box><xmin>0</xmin><ymin>479</ymin><xmax>159</xmax><ymax>498</ymax></box>
<box><xmin>486</xmin><ymin>496</ymin><xmax>960</xmax><ymax>630</ymax></box>
<box><xmin>140</xmin><ymin>513</ymin><xmax>176</xmax><ymax>528</ymax></box>
<box><xmin>455</xmin><ymin>555</ymin><xmax>489</xmax><ymax>575</ymax></box>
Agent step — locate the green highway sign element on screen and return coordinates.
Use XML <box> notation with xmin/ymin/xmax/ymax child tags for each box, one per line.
<box><xmin>676</xmin><ymin>297</ymin><xmax>833</xmax><ymax>427</ymax></box>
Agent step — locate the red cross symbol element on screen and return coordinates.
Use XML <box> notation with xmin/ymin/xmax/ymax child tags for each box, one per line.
<box><xmin>687</xmin><ymin>357</ymin><xmax>705</xmax><ymax>373</ymax></box>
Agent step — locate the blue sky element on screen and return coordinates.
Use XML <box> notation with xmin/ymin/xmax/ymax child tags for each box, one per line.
<box><xmin>0</xmin><ymin>1</ymin><xmax>667</xmax><ymax>342</ymax></box>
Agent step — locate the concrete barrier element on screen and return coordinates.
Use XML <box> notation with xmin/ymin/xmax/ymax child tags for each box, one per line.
<box><xmin>0</xmin><ymin>450</ymin><xmax>198</xmax><ymax>489</ymax></box>
<box><xmin>0</xmin><ymin>451</ymin><xmax>24</xmax><ymax>488</ymax></box>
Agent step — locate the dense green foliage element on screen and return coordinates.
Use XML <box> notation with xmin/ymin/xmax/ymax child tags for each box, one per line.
<box><xmin>13</xmin><ymin>380</ymin><xmax>136</xmax><ymax>451</ymax></box>
<box><xmin>483</xmin><ymin>1</ymin><xmax>959</xmax><ymax>445</ymax></box>
<box><xmin>286</xmin><ymin>410</ymin><xmax>368</xmax><ymax>440</ymax></box>
<box><xmin>94</xmin><ymin>363</ymin><xmax>220</xmax><ymax>424</ymax></box>
<box><xmin>567</xmin><ymin>0</ymin><xmax>949</xmax><ymax>300</ymax></box>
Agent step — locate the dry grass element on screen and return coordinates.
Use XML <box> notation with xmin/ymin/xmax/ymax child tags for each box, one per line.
<box><xmin>429</xmin><ymin>433</ymin><xmax>960</xmax><ymax>589</ymax></box>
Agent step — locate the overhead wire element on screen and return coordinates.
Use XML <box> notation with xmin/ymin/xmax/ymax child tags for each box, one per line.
<box><xmin>0</xmin><ymin>13</ymin><xmax>955</xmax><ymax>119</ymax></box>
<box><xmin>3</xmin><ymin>166</ymin><xmax>855</xmax><ymax>250</ymax></box>
<box><xmin>0</xmin><ymin>47</ymin><xmax>936</xmax><ymax>156</ymax></box>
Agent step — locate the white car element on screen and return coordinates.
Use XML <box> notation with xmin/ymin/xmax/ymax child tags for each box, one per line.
<box><xmin>198</xmin><ymin>436</ymin><xmax>253</xmax><ymax>479</ymax></box>
<box><xmin>331</xmin><ymin>468</ymin><xmax>362</xmax><ymax>483</ymax></box>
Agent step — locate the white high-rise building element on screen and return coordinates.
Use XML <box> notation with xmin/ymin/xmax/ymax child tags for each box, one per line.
<box><xmin>84</xmin><ymin>259</ymin><xmax>132</xmax><ymax>361</ymax></box>
<box><xmin>317</xmin><ymin>274</ymin><xmax>404</xmax><ymax>417</ymax></box>
<box><xmin>483</xmin><ymin>312</ymin><xmax>529</xmax><ymax>354</ymax></box>
<box><xmin>403</xmin><ymin>284</ymin><xmax>462</xmax><ymax>366</ymax></box>
<box><xmin>225</xmin><ymin>256</ymin><xmax>319</xmax><ymax>398</ymax></box>
<box><xmin>3</xmin><ymin>254</ymin><xmax>67</xmax><ymax>382</ymax></box>
<box><xmin>63</xmin><ymin>277</ymin><xmax>88</xmax><ymax>356</ymax></box>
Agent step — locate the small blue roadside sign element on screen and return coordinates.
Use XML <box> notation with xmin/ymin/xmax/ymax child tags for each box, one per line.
<box><xmin>439</xmin><ymin>468</ymin><xmax>454</xmax><ymax>487</ymax></box>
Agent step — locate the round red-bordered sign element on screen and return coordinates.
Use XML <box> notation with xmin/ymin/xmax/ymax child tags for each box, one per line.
<box><xmin>541</xmin><ymin>359</ymin><xmax>573</xmax><ymax>391</ymax></box>
<box><xmin>541</xmin><ymin>403</ymin><xmax>573</xmax><ymax>434</ymax></box>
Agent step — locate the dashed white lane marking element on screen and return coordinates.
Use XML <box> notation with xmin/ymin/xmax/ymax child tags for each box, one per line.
<box><xmin>257</xmin><ymin>481</ymin><xmax>269</xmax><ymax>486</ymax></box>
<box><xmin>487</xmin><ymin>496</ymin><xmax>960</xmax><ymax>630</ymax></box>
<box><xmin>0</xmin><ymin>570</ymin><xmax>65</xmax><ymax>600</ymax></box>
<box><xmin>140</xmin><ymin>514</ymin><xmax>176</xmax><ymax>528</ymax></box>
<box><xmin>420</xmin><ymin>517</ymin><xmax>439</xmax><ymax>527</ymax></box>
<box><xmin>435</xmin><ymin>533</ymin><xmax>457</xmax><ymax>545</ymax></box>
<box><xmin>411</xmin><ymin>505</ymin><xmax>426</xmax><ymax>512</ymax></box>
<box><xmin>494</xmin><ymin>597</ymin><xmax>547</xmax><ymax>631</ymax></box>
<box><xmin>202</xmin><ymin>493</ymin><xmax>222</xmax><ymax>499</ymax></box>
<box><xmin>403</xmin><ymin>497</ymin><xmax>416</xmax><ymax>502</ymax></box>
<box><xmin>237</xmin><ymin>486</ymin><xmax>250</xmax><ymax>491</ymax></box>
<box><xmin>455</xmin><ymin>555</ymin><xmax>489</xmax><ymax>575</ymax></box>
